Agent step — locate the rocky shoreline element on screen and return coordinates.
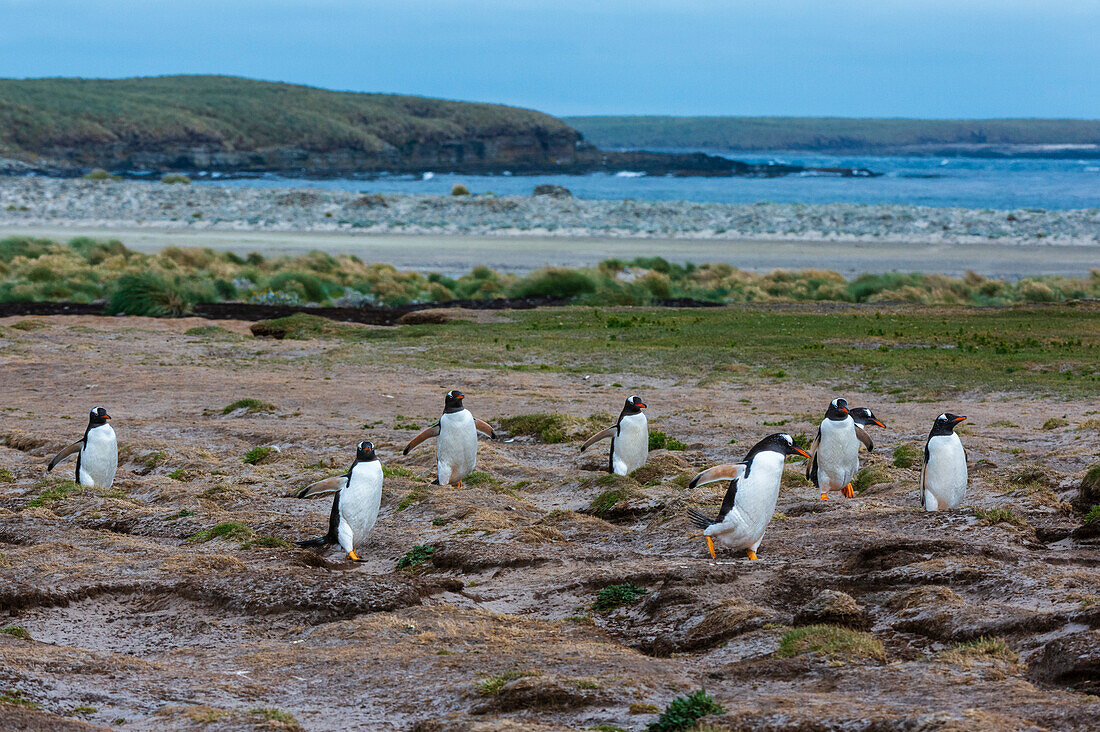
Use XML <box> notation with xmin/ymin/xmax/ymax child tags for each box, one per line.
<box><xmin>1</xmin><ymin>176</ymin><xmax>1098</xmax><ymax>245</ymax></box>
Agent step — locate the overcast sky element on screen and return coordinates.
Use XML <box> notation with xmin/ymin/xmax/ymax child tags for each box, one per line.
<box><xmin>1</xmin><ymin>1</ymin><xmax>1097</xmax><ymax>118</ymax></box>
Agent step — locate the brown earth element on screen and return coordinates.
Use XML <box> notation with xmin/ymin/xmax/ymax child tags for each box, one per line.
<box><xmin>0</xmin><ymin>315</ymin><xmax>1098</xmax><ymax>731</ymax></box>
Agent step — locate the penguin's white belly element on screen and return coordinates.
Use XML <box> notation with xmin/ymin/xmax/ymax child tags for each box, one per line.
<box><xmin>924</xmin><ymin>435</ymin><xmax>967</xmax><ymax>511</ymax></box>
<box><xmin>437</xmin><ymin>411</ymin><xmax>477</xmax><ymax>484</ymax></box>
<box><xmin>818</xmin><ymin>421</ymin><xmax>858</xmax><ymax>491</ymax></box>
<box><xmin>611</xmin><ymin>413</ymin><xmax>648</xmax><ymax>475</ymax></box>
<box><xmin>340</xmin><ymin>464</ymin><xmax>383</xmax><ymax>547</ymax></box>
<box><xmin>79</xmin><ymin>425</ymin><xmax>117</xmax><ymax>488</ymax></box>
<box><xmin>706</xmin><ymin>454</ymin><xmax>783</xmax><ymax>551</ymax></box>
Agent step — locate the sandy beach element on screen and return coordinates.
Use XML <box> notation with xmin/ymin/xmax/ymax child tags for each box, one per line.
<box><xmin>1</xmin><ymin>176</ymin><xmax>1097</xmax><ymax>278</ymax></box>
<box><xmin>2</xmin><ymin>223</ymin><xmax>1096</xmax><ymax>279</ymax></box>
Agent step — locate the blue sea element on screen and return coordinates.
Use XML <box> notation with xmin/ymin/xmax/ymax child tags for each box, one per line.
<box><xmin>196</xmin><ymin>151</ymin><xmax>1100</xmax><ymax>211</ymax></box>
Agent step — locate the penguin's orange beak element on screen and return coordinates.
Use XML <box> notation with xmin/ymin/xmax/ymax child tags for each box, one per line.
<box><xmin>103</xmin><ymin>415</ymin><xmax>111</xmax><ymax>421</ymax></box>
<box><xmin>841</xmin><ymin>407</ymin><xmax>849</xmax><ymax>414</ymax></box>
<box><xmin>792</xmin><ymin>447</ymin><xmax>810</xmax><ymax>458</ymax></box>
<box><xmin>953</xmin><ymin>415</ymin><xmax>966</xmax><ymax>422</ymax></box>
<box><xmin>456</xmin><ymin>394</ymin><xmax>464</xmax><ymax>400</ymax></box>
<box><xmin>637</xmin><ymin>402</ymin><xmax>647</xmax><ymax>409</ymax></box>
<box><xmin>871</xmin><ymin>419</ymin><xmax>885</xmax><ymax>428</ymax></box>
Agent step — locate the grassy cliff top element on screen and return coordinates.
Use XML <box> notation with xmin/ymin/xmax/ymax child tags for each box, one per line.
<box><xmin>0</xmin><ymin>75</ymin><xmax>576</xmax><ymax>155</ymax></box>
<box><xmin>564</xmin><ymin>116</ymin><xmax>1100</xmax><ymax>152</ymax></box>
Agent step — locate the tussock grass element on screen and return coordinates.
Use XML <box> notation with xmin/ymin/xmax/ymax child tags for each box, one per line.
<box><xmin>1083</xmin><ymin>505</ymin><xmax>1100</xmax><ymax>524</ymax></box>
<box><xmin>3</xmin><ymin>234</ymin><xmax>1099</xmax><ymax>309</ymax></box>
<box><xmin>0</xmin><ymin>468</ymin><xmax>13</xmax><ymax>483</ymax></box>
<box><xmin>0</xmin><ymin>625</ymin><xmax>31</xmax><ymax>640</ymax></box>
<box><xmin>646</xmin><ymin>689</ymin><xmax>725</xmax><ymax>732</ymax></box>
<box><xmin>892</xmin><ymin>444</ymin><xmax>920</xmax><ymax>469</ymax></box>
<box><xmin>853</xmin><ymin>465</ymin><xmax>890</xmax><ymax>493</ymax></box>
<box><xmin>777</xmin><ymin>624</ymin><xmax>885</xmax><ymax>661</ymax></box>
<box><xmin>0</xmin><ymin>688</ymin><xmax>39</xmax><ymax>708</ymax></box>
<box><xmin>592</xmin><ymin>583</ymin><xmax>647</xmax><ymax>611</ymax></box>
<box><xmin>396</xmin><ymin>545</ymin><xmax>435</xmax><ymax>570</ymax></box>
<box><xmin>649</xmin><ymin>430</ymin><xmax>687</xmax><ymax>451</ymax></box>
<box><xmin>222</xmin><ymin>398</ymin><xmax>277</xmax><ymax>414</ymax></box>
<box><xmin>974</xmin><ymin>507</ymin><xmax>1028</xmax><ymax>528</ymax></box>
<box><xmin>475</xmin><ymin>671</ymin><xmax>530</xmax><ymax>696</ymax></box>
<box><xmin>243</xmin><ymin>446</ymin><xmax>276</xmax><ymax>464</ymax></box>
<box><xmin>186</xmin><ymin>522</ymin><xmax>255</xmax><ymax>543</ymax></box>
<box><xmin>1041</xmin><ymin>417</ymin><xmax>1070</xmax><ymax>430</ymax></box>
<box><xmin>939</xmin><ymin>636</ymin><xmax>1018</xmax><ymax>665</ymax></box>
<box><xmin>499</xmin><ymin>413</ymin><xmax>571</xmax><ymax>443</ymax></box>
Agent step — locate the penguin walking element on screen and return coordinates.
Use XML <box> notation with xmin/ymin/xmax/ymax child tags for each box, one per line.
<box><xmin>47</xmin><ymin>407</ymin><xmax>117</xmax><ymax>489</ymax></box>
<box><xmin>403</xmin><ymin>390</ymin><xmax>496</xmax><ymax>487</ymax></box>
<box><xmin>920</xmin><ymin>413</ymin><xmax>968</xmax><ymax>511</ymax></box>
<box><xmin>687</xmin><ymin>433</ymin><xmax>809</xmax><ymax>560</ymax></box>
<box><xmin>806</xmin><ymin>398</ymin><xmax>860</xmax><ymax>500</ymax></box>
<box><xmin>849</xmin><ymin>407</ymin><xmax>885</xmax><ymax>453</ymax></box>
<box><xmin>296</xmin><ymin>441</ymin><xmax>383</xmax><ymax>561</ymax></box>
<box><xmin>580</xmin><ymin>396</ymin><xmax>648</xmax><ymax>475</ymax></box>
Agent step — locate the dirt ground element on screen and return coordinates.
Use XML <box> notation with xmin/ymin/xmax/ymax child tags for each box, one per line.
<box><xmin>0</xmin><ymin>314</ymin><xmax>1098</xmax><ymax>731</ymax></box>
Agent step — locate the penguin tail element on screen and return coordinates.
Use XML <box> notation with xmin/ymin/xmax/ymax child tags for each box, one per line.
<box><xmin>687</xmin><ymin>508</ymin><xmax>715</xmax><ymax>530</ymax></box>
<box><xmin>296</xmin><ymin>536</ymin><xmax>333</xmax><ymax>548</ymax></box>
<box><xmin>431</xmin><ymin>477</ymin><xmax>441</xmax><ymax>485</ymax></box>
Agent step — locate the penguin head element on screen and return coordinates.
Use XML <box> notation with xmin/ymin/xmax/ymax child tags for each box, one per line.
<box><xmin>623</xmin><ymin>395</ymin><xmax>647</xmax><ymax>415</ymax></box>
<box><xmin>849</xmin><ymin>407</ymin><xmax>885</xmax><ymax>428</ymax></box>
<box><xmin>766</xmin><ymin>433</ymin><xmax>811</xmax><ymax>459</ymax></box>
<box><xmin>930</xmin><ymin>412</ymin><xmax>966</xmax><ymax>436</ymax></box>
<box><xmin>825</xmin><ymin>398</ymin><xmax>850</xmax><ymax>421</ymax></box>
<box><xmin>356</xmin><ymin>440</ymin><xmax>377</xmax><ymax>462</ymax></box>
<box><xmin>444</xmin><ymin>390</ymin><xmax>465</xmax><ymax>412</ymax></box>
<box><xmin>88</xmin><ymin>407</ymin><xmax>111</xmax><ymax>427</ymax></box>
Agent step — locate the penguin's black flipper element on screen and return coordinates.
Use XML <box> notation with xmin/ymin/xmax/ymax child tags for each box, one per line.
<box><xmin>296</xmin><ymin>537</ymin><xmax>331</xmax><ymax>548</ymax></box>
<box><xmin>855</xmin><ymin>425</ymin><xmax>874</xmax><ymax>453</ymax></box>
<box><xmin>687</xmin><ymin>508</ymin><xmax>715</xmax><ymax>530</ymax></box>
<box><xmin>47</xmin><ymin>440</ymin><xmax>82</xmax><ymax>472</ymax></box>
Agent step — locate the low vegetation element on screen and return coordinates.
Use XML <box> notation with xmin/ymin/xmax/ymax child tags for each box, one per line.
<box><xmin>974</xmin><ymin>507</ymin><xmax>1029</xmax><ymax>528</ymax></box>
<box><xmin>0</xmin><ymin>625</ymin><xmax>31</xmax><ymax>640</ymax></box>
<box><xmin>0</xmin><ymin>688</ymin><xmax>39</xmax><ymax>708</ymax></box>
<box><xmin>243</xmin><ymin>446</ymin><xmax>276</xmax><ymax>464</ymax></box>
<box><xmin>592</xmin><ymin>583</ymin><xmax>647</xmax><ymax>611</ymax></box>
<box><xmin>222</xmin><ymin>398</ymin><xmax>277</xmax><ymax>415</ymax></box>
<box><xmin>649</xmin><ymin>430</ymin><xmax>687</xmax><ymax>451</ymax></box>
<box><xmin>777</xmin><ymin>624</ymin><xmax>886</xmax><ymax>661</ymax></box>
<box><xmin>853</xmin><ymin>465</ymin><xmax>890</xmax><ymax>493</ymax></box>
<box><xmin>24</xmin><ymin>480</ymin><xmax>84</xmax><ymax>508</ymax></box>
<box><xmin>939</xmin><ymin>636</ymin><xmax>1018</xmax><ymax>665</ymax></box>
<box><xmin>646</xmin><ymin>688</ymin><xmax>725</xmax><ymax>732</ymax></box>
<box><xmin>395</xmin><ymin>544</ymin><xmax>435</xmax><ymax>570</ymax></box>
<box><xmin>3</xmin><ymin>236</ymin><xmax>1098</xmax><ymax>308</ymax></box>
<box><xmin>475</xmin><ymin>671</ymin><xmax>530</xmax><ymax>696</ymax></box>
<box><xmin>892</xmin><ymin>444</ymin><xmax>920</xmax><ymax>469</ymax></box>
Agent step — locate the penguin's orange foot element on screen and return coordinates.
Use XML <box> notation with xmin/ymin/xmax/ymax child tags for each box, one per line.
<box><xmin>455</xmin><ymin>481</ymin><xmax>464</xmax><ymax>489</ymax></box>
<box><xmin>705</xmin><ymin>536</ymin><xmax>716</xmax><ymax>559</ymax></box>
<box><xmin>820</xmin><ymin>492</ymin><xmax>829</xmax><ymax>501</ymax></box>
<box><xmin>347</xmin><ymin>550</ymin><xmax>362</xmax><ymax>562</ymax></box>
<box><xmin>746</xmin><ymin>549</ymin><xmax>758</xmax><ymax>560</ymax></box>
<box><xmin>843</xmin><ymin>483</ymin><xmax>855</xmax><ymax>499</ymax></box>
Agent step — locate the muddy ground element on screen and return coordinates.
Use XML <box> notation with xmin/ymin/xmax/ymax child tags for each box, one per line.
<box><xmin>0</xmin><ymin>314</ymin><xmax>1098</xmax><ymax>731</ymax></box>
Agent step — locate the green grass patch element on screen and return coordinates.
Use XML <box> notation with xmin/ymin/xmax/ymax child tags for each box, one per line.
<box><xmin>777</xmin><ymin>624</ymin><xmax>885</xmax><ymax>661</ymax></box>
<box><xmin>649</xmin><ymin>430</ymin><xmax>687</xmax><ymax>451</ymax></box>
<box><xmin>588</xmin><ymin>487</ymin><xmax>631</xmax><ymax>517</ymax></box>
<box><xmin>186</xmin><ymin>522</ymin><xmax>255</xmax><ymax>543</ymax></box>
<box><xmin>72</xmin><ymin>706</ymin><xmax>98</xmax><ymax>715</ymax></box>
<box><xmin>1</xmin><ymin>625</ymin><xmax>31</xmax><ymax>640</ymax></box>
<box><xmin>223</xmin><ymin>398</ymin><xmax>277</xmax><ymax>414</ymax></box>
<box><xmin>24</xmin><ymin>480</ymin><xmax>84</xmax><ymax>508</ymax></box>
<box><xmin>397</xmin><ymin>487</ymin><xmax>427</xmax><ymax>511</ymax></box>
<box><xmin>168</xmin><ymin>468</ymin><xmax>188</xmax><ymax>481</ymax></box>
<box><xmin>499</xmin><ymin>413</ymin><xmax>571</xmax><ymax>443</ymax></box>
<box><xmin>853</xmin><ymin>465</ymin><xmax>890</xmax><ymax>493</ymax></box>
<box><xmin>0</xmin><ymin>688</ymin><xmax>38</xmax><ymax>708</ymax></box>
<box><xmin>892</xmin><ymin>444</ymin><xmax>920</xmax><ymax>469</ymax></box>
<box><xmin>396</xmin><ymin>544</ymin><xmax>435</xmax><ymax>570</ymax></box>
<box><xmin>475</xmin><ymin>671</ymin><xmax>530</xmax><ymax>696</ymax></box>
<box><xmin>184</xmin><ymin>325</ymin><xmax>246</xmax><ymax>340</ymax></box>
<box><xmin>1083</xmin><ymin>505</ymin><xmax>1100</xmax><ymax>524</ymax></box>
<box><xmin>0</xmin><ymin>468</ymin><xmax>13</xmax><ymax>483</ymax></box>
<box><xmin>939</xmin><ymin>636</ymin><xmax>1018</xmax><ymax>665</ymax></box>
<box><xmin>464</xmin><ymin>471</ymin><xmax>498</xmax><ymax>487</ymax></box>
<box><xmin>161</xmin><ymin>173</ymin><xmax>191</xmax><ymax>185</ymax></box>
<box><xmin>243</xmin><ymin>446</ymin><xmax>275</xmax><ymax>464</ymax></box>
<box><xmin>645</xmin><ymin>689</ymin><xmax>725</xmax><ymax>732</ymax></box>
<box><xmin>8</xmin><ymin>319</ymin><xmax>46</xmax><ymax>331</ymax></box>
<box><xmin>974</xmin><ymin>507</ymin><xmax>1028</xmax><ymax>528</ymax></box>
<box><xmin>248</xmin><ymin>708</ymin><xmax>297</xmax><ymax>725</ymax></box>
<box><xmin>1041</xmin><ymin>417</ymin><xmax>1070</xmax><ymax>430</ymax></box>
<box><xmin>592</xmin><ymin>583</ymin><xmax>647</xmax><ymax>612</ymax></box>
<box><xmin>383</xmin><ymin>466</ymin><xmax>414</xmax><ymax>478</ymax></box>
<box><xmin>251</xmin><ymin>313</ymin><xmax>368</xmax><ymax>340</ymax></box>
<box><xmin>165</xmin><ymin>508</ymin><xmax>196</xmax><ymax>520</ymax></box>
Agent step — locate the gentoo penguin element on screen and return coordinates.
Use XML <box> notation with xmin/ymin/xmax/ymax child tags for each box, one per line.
<box><xmin>403</xmin><ymin>390</ymin><xmax>496</xmax><ymax>487</ymax></box>
<box><xmin>920</xmin><ymin>413</ymin><xmax>968</xmax><ymax>511</ymax></box>
<box><xmin>296</xmin><ymin>441</ymin><xmax>383</xmax><ymax>562</ymax></box>
<box><xmin>849</xmin><ymin>407</ymin><xmax>885</xmax><ymax>453</ymax></box>
<box><xmin>806</xmin><ymin>398</ymin><xmax>860</xmax><ymax>500</ymax></box>
<box><xmin>580</xmin><ymin>396</ymin><xmax>648</xmax><ymax>476</ymax></box>
<box><xmin>47</xmin><ymin>406</ymin><xmax>117</xmax><ymax>489</ymax></box>
<box><xmin>687</xmin><ymin>433</ymin><xmax>809</xmax><ymax>559</ymax></box>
